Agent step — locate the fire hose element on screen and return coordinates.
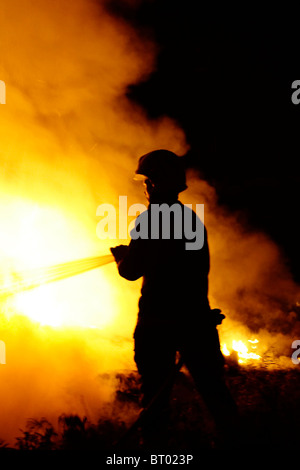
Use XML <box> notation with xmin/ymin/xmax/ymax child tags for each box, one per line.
<box><xmin>114</xmin><ymin>353</ymin><xmax>185</xmax><ymax>449</ymax></box>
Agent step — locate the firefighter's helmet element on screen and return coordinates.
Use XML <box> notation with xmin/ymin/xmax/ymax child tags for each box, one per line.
<box><xmin>135</xmin><ymin>149</ymin><xmax>187</xmax><ymax>193</ymax></box>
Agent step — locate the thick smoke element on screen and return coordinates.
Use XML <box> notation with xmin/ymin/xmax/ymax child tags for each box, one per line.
<box><xmin>182</xmin><ymin>172</ymin><xmax>300</xmax><ymax>363</ymax></box>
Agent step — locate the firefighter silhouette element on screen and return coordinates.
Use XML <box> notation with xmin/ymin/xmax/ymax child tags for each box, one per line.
<box><xmin>111</xmin><ymin>150</ymin><xmax>239</xmax><ymax>449</ymax></box>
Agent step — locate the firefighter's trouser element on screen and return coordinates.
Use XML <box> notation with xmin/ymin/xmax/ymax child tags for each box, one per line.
<box><xmin>133</xmin><ymin>320</ymin><xmax>239</xmax><ymax>446</ymax></box>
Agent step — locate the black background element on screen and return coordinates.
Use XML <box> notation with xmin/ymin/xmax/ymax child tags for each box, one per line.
<box><xmin>106</xmin><ymin>1</ymin><xmax>300</xmax><ymax>282</ymax></box>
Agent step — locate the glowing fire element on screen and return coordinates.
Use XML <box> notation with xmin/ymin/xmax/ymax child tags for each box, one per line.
<box><xmin>221</xmin><ymin>338</ymin><xmax>261</xmax><ymax>364</ymax></box>
<box><xmin>0</xmin><ymin>198</ymin><xmax>117</xmax><ymax>328</ymax></box>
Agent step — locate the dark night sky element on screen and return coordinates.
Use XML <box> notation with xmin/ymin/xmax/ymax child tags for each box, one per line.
<box><xmin>106</xmin><ymin>1</ymin><xmax>300</xmax><ymax>282</ymax></box>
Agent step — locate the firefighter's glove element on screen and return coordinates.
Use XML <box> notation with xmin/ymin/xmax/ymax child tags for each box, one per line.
<box><xmin>211</xmin><ymin>308</ymin><xmax>226</xmax><ymax>325</ymax></box>
<box><xmin>110</xmin><ymin>245</ymin><xmax>129</xmax><ymax>263</ymax></box>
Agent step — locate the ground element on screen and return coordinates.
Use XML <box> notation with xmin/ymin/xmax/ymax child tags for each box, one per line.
<box><xmin>3</xmin><ymin>358</ymin><xmax>299</xmax><ymax>452</ymax></box>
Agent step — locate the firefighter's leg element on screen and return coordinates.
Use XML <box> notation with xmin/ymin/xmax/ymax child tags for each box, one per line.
<box><xmin>133</xmin><ymin>323</ymin><xmax>176</xmax><ymax>449</ymax></box>
<box><xmin>180</xmin><ymin>327</ymin><xmax>240</xmax><ymax>448</ymax></box>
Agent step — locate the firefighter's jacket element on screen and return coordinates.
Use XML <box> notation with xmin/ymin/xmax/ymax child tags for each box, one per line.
<box><xmin>115</xmin><ymin>200</ymin><xmax>213</xmax><ymax>329</ymax></box>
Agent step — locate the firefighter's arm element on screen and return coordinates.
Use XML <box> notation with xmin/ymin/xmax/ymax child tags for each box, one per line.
<box><xmin>110</xmin><ymin>212</ymin><xmax>147</xmax><ymax>281</ymax></box>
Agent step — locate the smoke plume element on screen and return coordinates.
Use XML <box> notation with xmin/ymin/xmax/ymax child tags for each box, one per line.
<box><xmin>182</xmin><ymin>172</ymin><xmax>300</xmax><ymax>364</ymax></box>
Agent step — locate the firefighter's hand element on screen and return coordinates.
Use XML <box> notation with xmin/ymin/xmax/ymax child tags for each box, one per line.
<box><xmin>110</xmin><ymin>245</ymin><xmax>129</xmax><ymax>263</ymax></box>
<box><xmin>211</xmin><ymin>308</ymin><xmax>226</xmax><ymax>325</ymax></box>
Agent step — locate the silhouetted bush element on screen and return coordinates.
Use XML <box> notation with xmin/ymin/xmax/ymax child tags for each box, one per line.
<box><xmin>16</xmin><ymin>418</ymin><xmax>57</xmax><ymax>450</ymax></box>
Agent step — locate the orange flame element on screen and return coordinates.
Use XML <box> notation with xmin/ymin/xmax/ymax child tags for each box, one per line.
<box><xmin>222</xmin><ymin>338</ymin><xmax>261</xmax><ymax>364</ymax></box>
